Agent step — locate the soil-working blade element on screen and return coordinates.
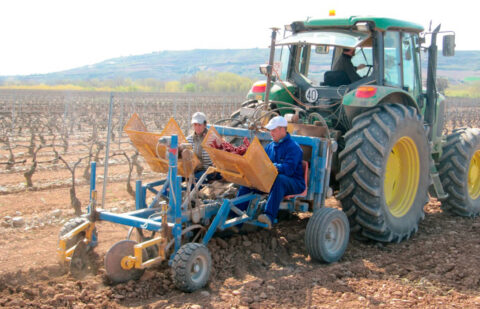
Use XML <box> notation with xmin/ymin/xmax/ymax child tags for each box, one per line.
<box><xmin>104</xmin><ymin>240</ymin><xmax>146</xmax><ymax>284</ymax></box>
<box><xmin>70</xmin><ymin>241</ymin><xmax>96</xmax><ymax>279</ymax></box>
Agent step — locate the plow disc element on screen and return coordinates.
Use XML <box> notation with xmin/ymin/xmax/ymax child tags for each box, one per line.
<box><xmin>104</xmin><ymin>240</ymin><xmax>147</xmax><ymax>284</ymax></box>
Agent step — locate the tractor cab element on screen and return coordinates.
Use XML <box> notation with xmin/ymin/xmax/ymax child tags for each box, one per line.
<box><xmin>275</xmin><ymin>27</ymin><xmax>373</xmax><ymax>89</ymax></box>
<box><xmin>246</xmin><ymin>16</ymin><xmax>455</xmax><ymax>135</ymax></box>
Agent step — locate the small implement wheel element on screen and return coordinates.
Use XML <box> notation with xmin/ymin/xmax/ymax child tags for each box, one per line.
<box><xmin>439</xmin><ymin>128</ymin><xmax>480</xmax><ymax>216</ymax></box>
<box><xmin>105</xmin><ymin>240</ymin><xmax>147</xmax><ymax>284</ymax></box>
<box><xmin>305</xmin><ymin>207</ymin><xmax>349</xmax><ymax>263</ymax></box>
<box><xmin>171</xmin><ymin>242</ymin><xmax>211</xmax><ymax>292</ymax></box>
<box><xmin>58</xmin><ymin>217</ymin><xmax>97</xmax><ymax>250</ymax></box>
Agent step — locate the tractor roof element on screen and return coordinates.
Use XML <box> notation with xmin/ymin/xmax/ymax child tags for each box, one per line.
<box><xmin>300</xmin><ymin>16</ymin><xmax>424</xmax><ymax>33</ymax></box>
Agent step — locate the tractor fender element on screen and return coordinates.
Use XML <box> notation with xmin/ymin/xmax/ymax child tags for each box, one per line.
<box><xmin>342</xmin><ymin>86</ymin><xmax>420</xmax><ymax>122</ymax></box>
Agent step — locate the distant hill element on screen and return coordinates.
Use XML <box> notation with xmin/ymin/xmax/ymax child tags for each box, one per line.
<box><xmin>1</xmin><ymin>49</ymin><xmax>479</xmax><ymax>85</ymax></box>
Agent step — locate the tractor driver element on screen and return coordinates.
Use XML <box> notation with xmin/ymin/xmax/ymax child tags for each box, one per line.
<box><xmin>331</xmin><ymin>48</ymin><xmax>366</xmax><ymax>84</ymax></box>
<box><xmin>236</xmin><ymin>116</ymin><xmax>306</xmax><ymax>228</ymax></box>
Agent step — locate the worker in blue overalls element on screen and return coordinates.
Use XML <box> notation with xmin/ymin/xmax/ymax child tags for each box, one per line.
<box><xmin>237</xmin><ymin>115</ymin><xmax>305</xmax><ymax>228</ymax></box>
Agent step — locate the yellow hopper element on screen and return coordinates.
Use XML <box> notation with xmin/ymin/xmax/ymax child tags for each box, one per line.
<box><xmin>201</xmin><ymin>126</ymin><xmax>278</xmax><ymax>192</ymax></box>
<box><xmin>123</xmin><ymin>113</ymin><xmax>200</xmax><ymax>177</ymax></box>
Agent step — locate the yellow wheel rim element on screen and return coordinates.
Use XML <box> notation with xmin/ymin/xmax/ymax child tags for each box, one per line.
<box><xmin>384</xmin><ymin>137</ymin><xmax>420</xmax><ymax>217</ymax></box>
<box><xmin>468</xmin><ymin>150</ymin><xmax>480</xmax><ymax>200</ymax></box>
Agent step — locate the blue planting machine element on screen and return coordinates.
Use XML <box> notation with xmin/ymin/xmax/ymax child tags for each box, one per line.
<box><xmin>57</xmin><ymin>125</ymin><xmax>349</xmax><ymax>292</ymax></box>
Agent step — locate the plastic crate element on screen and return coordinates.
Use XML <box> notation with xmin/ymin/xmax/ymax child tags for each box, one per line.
<box><xmin>201</xmin><ymin>126</ymin><xmax>278</xmax><ymax>192</ymax></box>
<box><xmin>123</xmin><ymin>113</ymin><xmax>199</xmax><ymax>177</ymax></box>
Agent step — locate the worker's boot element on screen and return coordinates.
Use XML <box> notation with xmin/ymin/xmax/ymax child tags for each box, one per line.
<box><xmin>257</xmin><ymin>214</ymin><xmax>272</xmax><ymax>229</ymax></box>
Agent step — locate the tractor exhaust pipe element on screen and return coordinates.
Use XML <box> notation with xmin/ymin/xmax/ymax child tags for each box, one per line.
<box><xmin>425</xmin><ymin>24</ymin><xmax>441</xmax><ymax>139</ymax></box>
<box><xmin>263</xmin><ymin>28</ymin><xmax>279</xmax><ymax>109</ymax></box>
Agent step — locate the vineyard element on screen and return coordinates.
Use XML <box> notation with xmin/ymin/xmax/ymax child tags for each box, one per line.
<box><xmin>0</xmin><ymin>90</ymin><xmax>243</xmax><ymax>197</ymax></box>
<box><xmin>1</xmin><ymin>89</ymin><xmax>480</xmax><ymax>308</ymax></box>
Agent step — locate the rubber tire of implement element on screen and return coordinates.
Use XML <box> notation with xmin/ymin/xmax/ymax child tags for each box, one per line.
<box><xmin>171</xmin><ymin>243</ymin><xmax>212</xmax><ymax>292</ymax></box>
<box><xmin>439</xmin><ymin>128</ymin><xmax>480</xmax><ymax>216</ymax></box>
<box><xmin>58</xmin><ymin>217</ymin><xmax>97</xmax><ymax>249</ymax></box>
<box><xmin>305</xmin><ymin>207</ymin><xmax>350</xmax><ymax>263</ymax></box>
<box><xmin>336</xmin><ymin>103</ymin><xmax>430</xmax><ymax>243</ymax></box>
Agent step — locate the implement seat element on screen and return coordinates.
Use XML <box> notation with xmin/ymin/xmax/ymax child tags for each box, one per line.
<box><xmin>284</xmin><ymin>161</ymin><xmax>308</xmax><ymax>199</ymax></box>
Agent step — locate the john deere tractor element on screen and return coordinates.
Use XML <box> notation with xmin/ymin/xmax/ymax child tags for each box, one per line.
<box><xmin>234</xmin><ymin>16</ymin><xmax>480</xmax><ymax>242</ymax></box>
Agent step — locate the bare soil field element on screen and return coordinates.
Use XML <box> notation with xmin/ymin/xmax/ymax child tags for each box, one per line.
<box><xmin>1</xmin><ymin>174</ymin><xmax>480</xmax><ymax>308</ymax></box>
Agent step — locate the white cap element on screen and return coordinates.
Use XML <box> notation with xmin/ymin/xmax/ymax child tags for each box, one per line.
<box><xmin>265</xmin><ymin>116</ymin><xmax>288</xmax><ymax>130</ymax></box>
<box><xmin>191</xmin><ymin>112</ymin><xmax>207</xmax><ymax>124</ymax></box>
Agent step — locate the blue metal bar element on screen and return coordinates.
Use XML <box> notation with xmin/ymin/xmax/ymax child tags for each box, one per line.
<box><xmin>227</xmin><ymin>192</ymin><xmax>259</xmax><ymax>205</ymax></box>
<box><xmin>305</xmin><ymin>138</ymin><xmax>320</xmax><ymax>200</ymax></box>
<box><xmin>89</xmin><ymin>161</ymin><xmax>96</xmax><ymax>201</ymax></box>
<box><xmin>210</xmin><ymin>124</ymin><xmax>327</xmax><ymax>148</ymax></box>
<box><xmin>202</xmin><ymin>193</ymin><xmax>260</xmax><ymax>245</ymax></box>
<box><xmin>210</xmin><ymin>125</ymin><xmax>272</xmax><ymax>141</ymax></box>
<box><xmin>88</xmin><ymin>161</ymin><xmax>98</xmax><ymax>246</ymax></box>
<box><xmin>313</xmin><ymin>140</ymin><xmax>328</xmax><ymax>210</ymax></box>
<box><xmin>99</xmin><ymin>211</ymin><xmax>164</xmax><ymax>231</ymax></box>
<box><xmin>167</xmin><ymin>135</ymin><xmax>183</xmax><ymax>254</ymax></box>
<box><xmin>145</xmin><ymin>179</ymin><xmax>167</xmax><ymax>190</ymax></box>
<box><xmin>122</xmin><ymin>208</ymin><xmax>159</xmax><ymax>219</ymax></box>
<box><xmin>135</xmin><ymin>180</ymin><xmax>144</xmax><ymax>210</ymax></box>
<box><xmin>203</xmin><ymin>199</ymin><xmax>233</xmax><ymax>245</ymax></box>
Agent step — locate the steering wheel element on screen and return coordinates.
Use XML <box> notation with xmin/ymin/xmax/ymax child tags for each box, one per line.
<box><xmin>364</xmin><ymin>64</ymin><xmax>373</xmax><ymax>76</ymax></box>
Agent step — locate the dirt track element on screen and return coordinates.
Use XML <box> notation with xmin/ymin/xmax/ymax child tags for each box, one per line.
<box><xmin>1</xmin><ymin>180</ymin><xmax>480</xmax><ymax>308</ymax></box>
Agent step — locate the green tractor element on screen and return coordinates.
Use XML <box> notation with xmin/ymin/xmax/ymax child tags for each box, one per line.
<box><xmin>235</xmin><ymin>16</ymin><xmax>480</xmax><ymax>242</ymax></box>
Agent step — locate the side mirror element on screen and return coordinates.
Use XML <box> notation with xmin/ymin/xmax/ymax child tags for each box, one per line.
<box><xmin>443</xmin><ymin>34</ymin><xmax>455</xmax><ymax>57</ymax></box>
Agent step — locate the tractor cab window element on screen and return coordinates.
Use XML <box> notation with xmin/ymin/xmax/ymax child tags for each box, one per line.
<box><xmin>277</xmin><ymin>30</ymin><xmax>372</xmax><ymax>86</ymax></box>
<box><xmin>278</xmin><ymin>46</ymin><xmax>291</xmax><ymax>80</ymax></box>
<box><xmin>294</xmin><ymin>44</ymin><xmax>334</xmax><ymax>85</ymax></box>
<box><xmin>292</xmin><ymin>44</ymin><xmax>371</xmax><ymax>86</ymax></box>
<box><xmin>384</xmin><ymin>31</ymin><xmax>402</xmax><ymax>87</ymax></box>
<box><xmin>402</xmin><ymin>33</ymin><xmax>416</xmax><ymax>93</ymax></box>
<box><xmin>337</xmin><ymin>46</ymin><xmax>373</xmax><ymax>78</ymax></box>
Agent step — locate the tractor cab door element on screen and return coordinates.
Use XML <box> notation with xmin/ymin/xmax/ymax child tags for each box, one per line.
<box><xmin>383</xmin><ymin>31</ymin><xmax>423</xmax><ymax>106</ymax></box>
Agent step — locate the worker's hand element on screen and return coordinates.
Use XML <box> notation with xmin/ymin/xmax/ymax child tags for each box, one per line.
<box><xmin>356</xmin><ymin>64</ymin><xmax>366</xmax><ymax>70</ymax></box>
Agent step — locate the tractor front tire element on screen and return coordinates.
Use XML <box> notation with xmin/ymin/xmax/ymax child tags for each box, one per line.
<box><xmin>337</xmin><ymin>103</ymin><xmax>430</xmax><ymax>242</ymax></box>
<box><xmin>439</xmin><ymin>128</ymin><xmax>480</xmax><ymax>216</ymax></box>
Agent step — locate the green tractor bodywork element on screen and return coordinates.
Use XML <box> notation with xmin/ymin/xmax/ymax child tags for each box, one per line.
<box><xmin>238</xmin><ymin>16</ymin><xmax>480</xmax><ymax>243</ymax></box>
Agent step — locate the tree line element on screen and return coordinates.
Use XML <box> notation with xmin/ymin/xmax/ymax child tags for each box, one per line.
<box><xmin>0</xmin><ymin>71</ymin><xmax>255</xmax><ymax>94</ymax></box>
<box><xmin>2</xmin><ymin>72</ymin><xmax>480</xmax><ymax>98</ymax></box>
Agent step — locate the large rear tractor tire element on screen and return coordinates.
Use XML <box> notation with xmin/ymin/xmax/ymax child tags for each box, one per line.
<box><xmin>439</xmin><ymin>128</ymin><xmax>480</xmax><ymax>216</ymax></box>
<box><xmin>336</xmin><ymin>104</ymin><xmax>430</xmax><ymax>242</ymax></box>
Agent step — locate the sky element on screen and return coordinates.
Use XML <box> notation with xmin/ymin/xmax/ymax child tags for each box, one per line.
<box><xmin>0</xmin><ymin>0</ymin><xmax>476</xmax><ymax>76</ymax></box>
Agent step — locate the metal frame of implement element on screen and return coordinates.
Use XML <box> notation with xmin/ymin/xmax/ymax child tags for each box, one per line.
<box><xmin>58</xmin><ymin>125</ymin><xmax>335</xmax><ymax>272</ymax></box>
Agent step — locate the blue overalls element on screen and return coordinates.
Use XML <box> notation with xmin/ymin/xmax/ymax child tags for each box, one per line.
<box><xmin>237</xmin><ymin>133</ymin><xmax>306</xmax><ymax>222</ymax></box>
